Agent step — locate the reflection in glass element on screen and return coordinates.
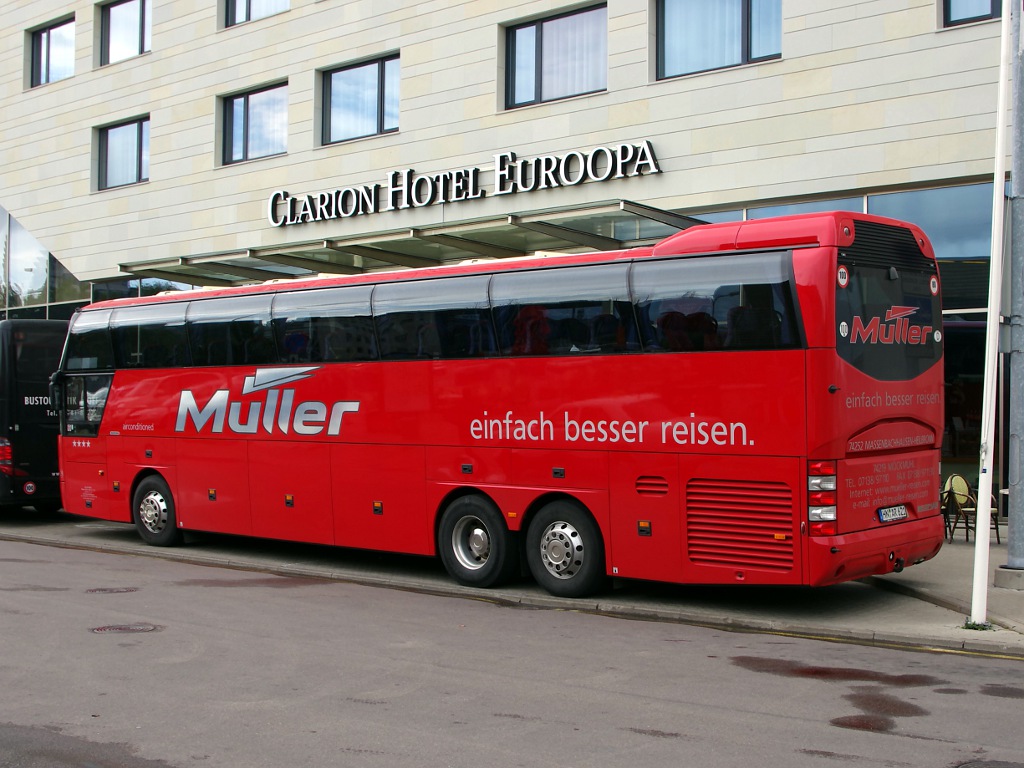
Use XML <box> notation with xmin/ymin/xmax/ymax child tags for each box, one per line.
<box><xmin>512</xmin><ymin>26</ymin><xmax>536</xmax><ymax>105</ymax></box>
<box><xmin>248</xmin><ymin>87</ymin><xmax>288</xmax><ymax>158</ymax></box>
<box><xmin>8</xmin><ymin>219</ymin><xmax>49</xmax><ymax>307</ymax></box>
<box><xmin>868</xmin><ymin>183</ymin><xmax>992</xmax><ymax>260</ymax></box>
<box><xmin>34</xmin><ymin>20</ymin><xmax>75</xmax><ymax>85</ymax></box>
<box><xmin>748</xmin><ymin>198</ymin><xmax>862</xmax><ymax>219</ymax></box>
<box><xmin>750</xmin><ymin>0</ymin><xmax>782</xmax><ymax>60</ymax></box>
<box><xmin>49</xmin><ymin>256</ymin><xmax>90</xmax><ymax>304</ymax></box>
<box><xmin>105</xmin><ymin>0</ymin><xmax>149</xmax><ymax>64</ymax></box>
<box><xmin>329</xmin><ymin>63</ymin><xmax>378</xmax><ymax>141</ymax></box>
<box><xmin>230</xmin><ymin>0</ymin><xmax>289</xmax><ymax>25</ymax></box>
<box><xmin>947</xmin><ymin>0</ymin><xmax>998</xmax><ymax>24</ymax></box>
<box><xmin>102</xmin><ymin>119</ymin><xmax>148</xmax><ymax>188</ymax></box>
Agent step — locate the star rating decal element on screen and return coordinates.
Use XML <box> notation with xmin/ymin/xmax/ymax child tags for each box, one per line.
<box><xmin>72</xmin><ymin>439</ymin><xmax>92</xmax><ymax>448</ymax></box>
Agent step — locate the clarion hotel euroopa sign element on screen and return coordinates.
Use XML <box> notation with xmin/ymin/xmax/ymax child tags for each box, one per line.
<box><xmin>268</xmin><ymin>141</ymin><xmax>660</xmax><ymax>227</ymax></box>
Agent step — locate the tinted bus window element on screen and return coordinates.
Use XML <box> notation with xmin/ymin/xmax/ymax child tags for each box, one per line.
<box><xmin>64</xmin><ymin>309</ymin><xmax>115</xmax><ymax>370</ymax></box>
<box><xmin>373</xmin><ymin>276</ymin><xmax>494</xmax><ymax>360</ymax></box>
<box><xmin>110</xmin><ymin>302</ymin><xmax>190</xmax><ymax>368</ymax></box>
<box><xmin>187</xmin><ymin>295</ymin><xmax>275</xmax><ymax>366</ymax></box>
<box><xmin>835</xmin><ymin>263</ymin><xmax>941</xmax><ymax>381</ymax></box>
<box><xmin>272</xmin><ymin>285</ymin><xmax>377</xmax><ymax>363</ymax></box>
<box><xmin>491</xmin><ymin>264</ymin><xmax>637</xmax><ymax>356</ymax></box>
<box><xmin>632</xmin><ymin>253</ymin><xmax>801</xmax><ymax>352</ymax></box>
<box><xmin>64</xmin><ymin>374</ymin><xmax>111</xmax><ymax>437</ymax></box>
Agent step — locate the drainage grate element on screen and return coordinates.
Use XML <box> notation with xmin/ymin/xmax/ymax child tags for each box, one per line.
<box><xmin>86</xmin><ymin>587</ymin><xmax>139</xmax><ymax>594</ymax></box>
<box><xmin>91</xmin><ymin>623</ymin><xmax>160</xmax><ymax>634</ymax></box>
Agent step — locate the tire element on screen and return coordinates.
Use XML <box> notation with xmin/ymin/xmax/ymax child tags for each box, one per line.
<box><xmin>438</xmin><ymin>495</ymin><xmax>518</xmax><ymax>588</ymax></box>
<box><xmin>525</xmin><ymin>500</ymin><xmax>608</xmax><ymax>598</ymax></box>
<box><xmin>132</xmin><ymin>476</ymin><xmax>183</xmax><ymax>547</ymax></box>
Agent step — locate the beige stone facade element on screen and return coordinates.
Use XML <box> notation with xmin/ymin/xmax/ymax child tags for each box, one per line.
<box><xmin>1</xmin><ymin>0</ymin><xmax>1003</xmax><ymax>284</ymax></box>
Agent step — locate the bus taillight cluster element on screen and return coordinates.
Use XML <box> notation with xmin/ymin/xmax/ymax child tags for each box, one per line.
<box><xmin>807</xmin><ymin>460</ymin><xmax>837</xmax><ymax>536</ymax></box>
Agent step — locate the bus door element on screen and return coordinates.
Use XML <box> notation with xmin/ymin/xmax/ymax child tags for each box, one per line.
<box><xmin>608</xmin><ymin>453</ymin><xmax>682</xmax><ymax>582</ymax></box>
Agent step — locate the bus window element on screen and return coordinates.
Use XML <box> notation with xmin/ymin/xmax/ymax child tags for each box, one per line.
<box><xmin>372</xmin><ymin>276</ymin><xmax>493</xmax><ymax>360</ymax></box>
<box><xmin>632</xmin><ymin>253</ymin><xmax>801</xmax><ymax>352</ymax></box>
<box><xmin>490</xmin><ymin>263</ymin><xmax>637</xmax><ymax>356</ymax></box>
<box><xmin>187</xmin><ymin>294</ymin><xmax>276</xmax><ymax>366</ymax></box>
<box><xmin>110</xmin><ymin>302</ymin><xmax>190</xmax><ymax>368</ymax></box>
<box><xmin>63</xmin><ymin>309</ymin><xmax>115</xmax><ymax>370</ymax></box>
<box><xmin>272</xmin><ymin>284</ymin><xmax>377</xmax><ymax>363</ymax></box>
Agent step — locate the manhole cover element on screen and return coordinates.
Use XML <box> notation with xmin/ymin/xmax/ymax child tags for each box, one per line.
<box><xmin>91</xmin><ymin>623</ymin><xmax>160</xmax><ymax>634</ymax></box>
<box><xmin>86</xmin><ymin>587</ymin><xmax>139</xmax><ymax>594</ymax></box>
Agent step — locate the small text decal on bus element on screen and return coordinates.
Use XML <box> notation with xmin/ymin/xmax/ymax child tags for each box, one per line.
<box><xmin>844</xmin><ymin>306</ymin><xmax>935</xmax><ymax>346</ymax></box>
<box><xmin>175</xmin><ymin>367</ymin><xmax>360</xmax><ymax>437</ymax></box>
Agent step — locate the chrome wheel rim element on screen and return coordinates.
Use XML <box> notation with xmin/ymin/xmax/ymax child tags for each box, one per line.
<box><xmin>538</xmin><ymin>521</ymin><xmax>584</xmax><ymax>579</ymax></box>
<box><xmin>451</xmin><ymin>516</ymin><xmax>491</xmax><ymax>571</ymax></box>
<box><xmin>138</xmin><ymin>491</ymin><xmax>169</xmax><ymax>534</ymax></box>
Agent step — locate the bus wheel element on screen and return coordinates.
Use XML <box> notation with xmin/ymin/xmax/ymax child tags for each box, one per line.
<box><xmin>438</xmin><ymin>496</ymin><xmax>518</xmax><ymax>588</ymax></box>
<box><xmin>133</xmin><ymin>476</ymin><xmax>183</xmax><ymax>547</ymax></box>
<box><xmin>526</xmin><ymin>501</ymin><xmax>608</xmax><ymax>598</ymax></box>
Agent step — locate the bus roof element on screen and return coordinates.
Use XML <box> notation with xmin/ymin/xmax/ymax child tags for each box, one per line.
<box><xmin>82</xmin><ymin>211</ymin><xmax>932</xmax><ymax>313</ymax></box>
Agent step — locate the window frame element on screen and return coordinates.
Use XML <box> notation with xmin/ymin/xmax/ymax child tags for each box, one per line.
<box><xmin>226</xmin><ymin>0</ymin><xmax>290</xmax><ymax>28</ymax></box>
<box><xmin>942</xmin><ymin>0</ymin><xmax>1000</xmax><ymax>27</ymax></box>
<box><xmin>505</xmin><ymin>4</ymin><xmax>608</xmax><ymax>109</ymax></box>
<box><xmin>98</xmin><ymin>116</ymin><xmax>150</xmax><ymax>190</ymax></box>
<box><xmin>223</xmin><ymin>83</ymin><xmax>289</xmax><ymax>164</ymax></box>
<box><xmin>100</xmin><ymin>0</ymin><xmax>151</xmax><ymax>66</ymax></box>
<box><xmin>322</xmin><ymin>55</ymin><xmax>400</xmax><ymax>145</ymax></box>
<box><xmin>31</xmin><ymin>17</ymin><xmax>75</xmax><ymax>87</ymax></box>
<box><xmin>656</xmin><ymin>0</ymin><xmax>782</xmax><ymax>81</ymax></box>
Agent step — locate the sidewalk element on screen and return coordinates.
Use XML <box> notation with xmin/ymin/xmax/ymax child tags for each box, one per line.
<box><xmin>867</xmin><ymin>536</ymin><xmax>1024</xmax><ymax>635</ymax></box>
<box><xmin>1</xmin><ymin>510</ymin><xmax>1022</xmax><ymax>658</ymax></box>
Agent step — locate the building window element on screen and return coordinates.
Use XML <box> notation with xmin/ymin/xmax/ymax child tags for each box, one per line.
<box><xmin>658</xmin><ymin>0</ymin><xmax>781</xmax><ymax>80</ymax></box>
<box><xmin>224</xmin><ymin>84</ymin><xmax>288</xmax><ymax>163</ymax></box>
<box><xmin>101</xmin><ymin>0</ymin><xmax>151</xmax><ymax>65</ymax></box>
<box><xmin>227</xmin><ymin>0</ymin><xmax>289</xmax><ymax>27</ymax></box>
<box><xmin>99</xmin><ymin>117</ymin><xmax>149</xmax><ymax>189</ymax></box>
<box><xmin>31</xmin><ymin>18</ymin><xmax>75</xmax><ymax>86</ymax></box>
<box><xmin>943</xmin><ymin>0</ymin><xmax>999</xmax><ymax>27</ymax></box>
<box><xmin>506</xmin><ymin>5</ymin><xmax>607</xmax><ymax>109</ymax></box>
<box><xmin>324</xmin><ymin>56</ymin><xmax>400</xmax><ymax>144</ymax></box>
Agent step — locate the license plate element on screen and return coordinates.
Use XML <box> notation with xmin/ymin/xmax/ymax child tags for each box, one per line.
<box><xmin>878</xmin><ymin>504</ymin><xmax>909</xmax><ymax>522</ymax></box>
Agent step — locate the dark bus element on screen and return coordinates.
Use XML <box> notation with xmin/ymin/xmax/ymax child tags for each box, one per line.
<box><xmin>0</xmin><ymin>320</ymin><xmax>67</xmax><ymax>512</ymax></box>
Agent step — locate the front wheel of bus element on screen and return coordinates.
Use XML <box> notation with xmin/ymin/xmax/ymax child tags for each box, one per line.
<box><xmin>526</xmin><ymin>501</ymin><xmax>608</xmax><ymax>598</ymax></box>
<box><xmin>438</xmin><ymin>496</ymin><xmax>518</xmax><ymax>588</ymax></box>
<box><xmin>133</xmin><ymin>476</ymin><xmax>183</xmax><ymax>547</ymax></box>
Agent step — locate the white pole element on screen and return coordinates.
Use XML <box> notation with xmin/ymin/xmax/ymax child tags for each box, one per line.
<box><xmin>971</xmin><ymin>0</ymin><xmax>1013</xmax><ymax>626</ymax></box>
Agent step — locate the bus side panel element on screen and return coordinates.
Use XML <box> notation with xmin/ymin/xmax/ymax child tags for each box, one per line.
<box><xmin>107</xmin><ymin>435</ymin><xmax>177</xmax><ymax>519</ymax></box>
<box><xmin>249</xmin><ymin>441</ymin><xmax>334</xmax><ymax>545</ymax></box>
<box><xmin>608</xmin><ymin>452</ymin><xmax>682</xmax><ymax>583</ymax></box>
<box><xmin>174</xmin><ymin>438</ymin><xmax>252</xmax><ymax>536</ymax></box>
<box><xmin>680</xmin><ymin>454</ymin><xmax>803</xmax><ymax>585</ymax></box>
<box><xmin>59</xmin><ymin>436</ymin><xmax>127</xmax><ymax>521</ymax></box>
<box><xmin>331</xmin><ymin>443</ymin><xmax>431</xmax><ymax>555</ymax></box>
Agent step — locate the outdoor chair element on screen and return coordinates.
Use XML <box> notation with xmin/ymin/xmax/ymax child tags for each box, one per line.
<box><xmin>941</xmin><ymin>474</ymin><xmax>1001</xmax><ymax>544</ymax></box>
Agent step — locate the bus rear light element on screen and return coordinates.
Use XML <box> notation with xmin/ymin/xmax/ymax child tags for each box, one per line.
<box><xmin>807</xmin><ymin>460</ymin><xmax>838</xmax><ymax>537</ymax></box>
<box><xmin>0</xmin><ymin>438</ymin><xmax>12</xmax><ymax>476</ymax></box>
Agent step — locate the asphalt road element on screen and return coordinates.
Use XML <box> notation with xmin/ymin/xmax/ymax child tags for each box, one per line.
<box><xmin>2</xmin><ymin>538</ymin><xmax>1023</xmax><ymax>768</ymax></box>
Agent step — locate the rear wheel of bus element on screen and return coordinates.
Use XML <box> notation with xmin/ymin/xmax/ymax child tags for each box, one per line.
<box><xmin>526</xmin><ymin>500</ymin><xmax>608</xmax><ymax>598</ymax></box>
<box><xmin>133</xmin><ymin>476</ymin><xmax>183</xmax><ymax>547</ymax></box>
<box><xmin>438</xmin><ymin>495</ymin><xmax>518</xmax><ymax>588</ymax></box>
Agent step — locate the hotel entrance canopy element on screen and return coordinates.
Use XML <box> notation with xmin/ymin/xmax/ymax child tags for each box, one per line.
<box><xmin>118</xmin><ymin>200</ymin><xmax>703</xmax><ymax>287</ymax></box>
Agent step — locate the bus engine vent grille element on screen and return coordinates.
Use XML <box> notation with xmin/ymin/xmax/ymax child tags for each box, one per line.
<box><xmin>685</xmin><ymin>478</ymin><xmax>794</xmax><ymax>571</ymax></box>
<box><xmin>635</xmin><ymin>476</ymin><xmax>670</xmax><ymax>496</ymax></box>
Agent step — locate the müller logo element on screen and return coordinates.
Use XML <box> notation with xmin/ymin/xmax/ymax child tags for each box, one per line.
<box><xmin>840</xmin><ymin>306</ymin><xmax>939</xmax><ymax>345</ymax></box>
<box><xmin>175</xmin><ymin>367</ymin><xmax>360</xmax><ymax>436</ymax></box>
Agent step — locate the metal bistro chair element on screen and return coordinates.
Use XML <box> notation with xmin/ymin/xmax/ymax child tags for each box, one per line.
<box><xmin>942</xmin><ymin>474</ymin><xmax>1001</xmax><ymax>544</ymax></box>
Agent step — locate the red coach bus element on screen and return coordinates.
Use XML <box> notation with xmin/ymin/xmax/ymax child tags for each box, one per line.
<box><xmin>51</xmin><ymin>212</ymin><xmax>945</xmax><ymax>597</ymax></box>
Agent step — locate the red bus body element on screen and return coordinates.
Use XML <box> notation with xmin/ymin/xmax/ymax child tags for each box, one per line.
<box><xmin>55</xmin><ymin>212</ymin><xmax>945</xmax><ymax>595</ymax></box>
